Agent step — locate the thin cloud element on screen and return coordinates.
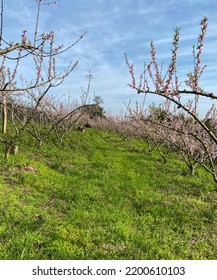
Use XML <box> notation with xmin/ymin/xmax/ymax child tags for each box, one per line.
<box><xmin>2</xmin><ymin>0</ymin><xmax>217</xmax><ymax>114</ymax></box>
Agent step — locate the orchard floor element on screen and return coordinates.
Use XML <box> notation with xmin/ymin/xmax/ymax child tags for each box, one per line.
<box><xmin>0</xmin><ymin>128</ymin><xmax>216</xmax><ymax>259</ymax></box>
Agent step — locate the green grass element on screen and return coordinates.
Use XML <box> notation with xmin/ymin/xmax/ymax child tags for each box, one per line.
<box><xmin>0</xmin><ymin>128</ymin><xmax>216</xmax><ymax>259</ymax></box>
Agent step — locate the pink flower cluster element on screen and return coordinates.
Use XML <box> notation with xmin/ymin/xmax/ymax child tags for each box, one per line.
<box><xmin>164</xmin><ymin>27</ymin><xmax>180</xmax><ymax>94</ymax></box>
<box><xmin>185</xmin><ymin>16</ymin><xmax>208</xmax><ymax>90</ymax></box>
<box><xmin>125</xmin><ymin>53</ymin><xmax>136</xmax><ymax>89</ymax></box>
<box><xmin>21</xmin><ymin>30</ymin><xmax>27</xmax><ymax>43</ymax></box>
<box><xmin>41</xmin><ymin>31</ymin><xmax>55</xmax><ymax>41</ymax></box>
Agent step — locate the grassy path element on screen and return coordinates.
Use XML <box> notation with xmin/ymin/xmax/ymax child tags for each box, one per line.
<box><xmin>0</xmin><ymin>129</ymin><xmax>216</xmax><ymax>259</ymax></box>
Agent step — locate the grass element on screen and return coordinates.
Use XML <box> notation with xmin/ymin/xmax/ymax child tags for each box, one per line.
<box><xmin>0</xmin><ymin>128</ymin><xmax>216</xmax><ymax>259</ymax></box>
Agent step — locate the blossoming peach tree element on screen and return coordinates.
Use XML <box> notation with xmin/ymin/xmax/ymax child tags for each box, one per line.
<box><xmin>0</xmin><ymin>0</ymin><xmax>87</xmax><ymax>159</ymax></box>
<box><xmin>125</xmin><ymin>17</ymin><xmax>217</xmax><ymax>185</ymax></box>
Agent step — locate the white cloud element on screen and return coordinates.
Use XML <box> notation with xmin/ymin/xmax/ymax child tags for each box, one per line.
<box><xmin>1</xmin><ymin>0</ymin><xmax>217</xmax><ymax>114</ymax></box>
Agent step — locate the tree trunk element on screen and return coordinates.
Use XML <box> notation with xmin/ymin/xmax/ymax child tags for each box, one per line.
<box><xmin>4</xmin><ymin>142</ymin><xmax>10</xmax><ymax>160</ymax></box>
<box><xmin>2</xmin><ymin>92</ymin><xmax>7</xmax><ymax>134</ymax></box>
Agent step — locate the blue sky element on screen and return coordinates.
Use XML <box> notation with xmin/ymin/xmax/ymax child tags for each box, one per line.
<box><xmin>3</xmin><ymin>0</ymin><xmax>217</xmax><ymax>115</ymax></box>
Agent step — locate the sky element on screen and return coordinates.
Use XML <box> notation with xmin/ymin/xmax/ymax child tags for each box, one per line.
<box><xmin>2</xmin><ymin>0</ymin><xmax>217</xmax><ymax>116</ymax></box>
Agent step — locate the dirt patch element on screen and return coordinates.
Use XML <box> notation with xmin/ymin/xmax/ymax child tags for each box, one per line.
<box><xmin>23</xmin><ymin>166</ymin><xmax>38</xmax><ymax>173</ymax></box>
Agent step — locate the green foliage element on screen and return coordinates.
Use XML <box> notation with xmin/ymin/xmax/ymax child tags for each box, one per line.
<box><xmin>86</xmin><ymin>96</ymin><xmax>106</xmax><ymax>119</ymax></box>
<box><xmin>0</xmin><ymin>128</ymin><xmax>216</xmax><ymax>259</ymax></box>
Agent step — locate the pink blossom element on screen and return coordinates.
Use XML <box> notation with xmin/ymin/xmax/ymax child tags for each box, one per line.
<box><xmin>21</xmin><ymin>30</ymin><xmax>27</xmax><ymax>43</ymax></box>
